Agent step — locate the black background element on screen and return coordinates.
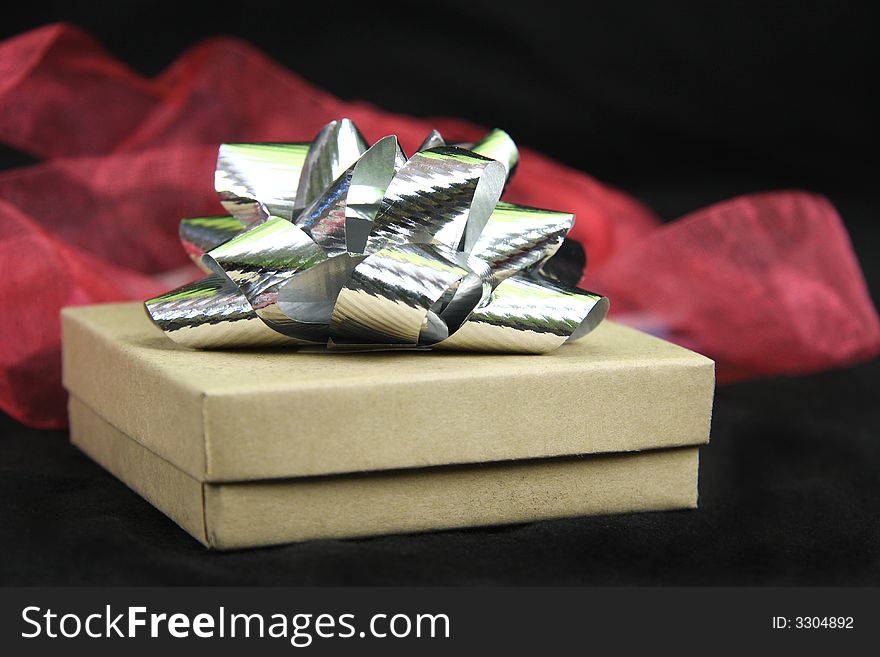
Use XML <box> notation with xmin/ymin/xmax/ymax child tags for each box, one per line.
<box><xmin>1</xmin><ymin>0</ymin><xmax>878</xmax><ymax>585</ymax></box>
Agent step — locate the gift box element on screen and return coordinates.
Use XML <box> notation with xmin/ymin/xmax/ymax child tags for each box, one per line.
<box><xmin>61</xmin><ymin>301</ymin><xmax>714</xmax><ymax>549</ymax></box>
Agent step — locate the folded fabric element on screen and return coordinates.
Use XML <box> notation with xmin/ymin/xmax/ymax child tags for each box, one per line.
<box><xmin>0</xmin><ymin>23</ymin><xmax>877</xmax><ymax>428</ymax></box>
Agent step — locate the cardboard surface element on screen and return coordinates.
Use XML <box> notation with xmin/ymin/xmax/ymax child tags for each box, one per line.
<box><xmin>62</xmin><ymin>301</ymin><xmax>714</xmax><ymax>482</ymax></box>
<box><xmin>70</xmin><ymin>396</ymin><xmax>700</xmax><ymax>550</ymax></box>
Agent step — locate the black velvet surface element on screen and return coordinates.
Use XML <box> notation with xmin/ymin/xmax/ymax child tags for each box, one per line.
<box><xmin>1</xmin><ymin>1</ymin><xmax>878</xmax><ymax>585</ymax></box>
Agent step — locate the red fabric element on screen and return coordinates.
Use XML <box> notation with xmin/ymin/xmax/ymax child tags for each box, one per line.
<box><xmin>1</xmin><ymin>23</ymin><xmax>878</xmax><ymax>429</ymax></box>
<box><xmin>588</xmin><ymin>192</ymin><xmax>880</xmax><ymax>381</ymax></box>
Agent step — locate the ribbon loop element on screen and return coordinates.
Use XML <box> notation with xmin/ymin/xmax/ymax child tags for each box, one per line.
<box><xmin>215</xmin><ymin>142</ymin><xmax>310</xmax><ymax>224</ymax></box>
<box><xmin>436</xmin><ymin>274</ymin><xmax>609</xmax><ymax>354</ymax></box>
<box><xmin>294</xmin><ymin>135</ymin><xmax>404</xmax><ymax>257</ymax></box>
<box><xmin>329</xmin><ymin>244</ymin><xmax>472</xmax><ymax>347</ymax></box>
<box><xmin>364</xmin><ymin>147</ymin><xmax>506</xmax><ymax>255</ymax></box>
<box><xmin>294</xmin><ymin>118</ymin><xmax>369</xmax><ymax>214</ymax></box>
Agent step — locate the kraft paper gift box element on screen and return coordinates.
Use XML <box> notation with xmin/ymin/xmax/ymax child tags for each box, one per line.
<box><xmin>61</xmin><ymin>301</ymin><xmax>714</xmax><ymax>550</ymax></box>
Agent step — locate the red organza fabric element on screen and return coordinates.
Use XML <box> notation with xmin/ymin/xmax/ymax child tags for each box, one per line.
<box><xmin>1</xmin><ymin>24</ymin><xmax>878</xmax><ymax>429</ymax></box>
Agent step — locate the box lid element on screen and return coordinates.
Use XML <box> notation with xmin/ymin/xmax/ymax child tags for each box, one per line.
<box><xmin>62</xmin><ymin>302</ymin><xmax>714</xmax><ymax>482</ymax></box>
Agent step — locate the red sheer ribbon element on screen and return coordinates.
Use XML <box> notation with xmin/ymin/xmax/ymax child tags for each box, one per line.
<box><xmin>1</xmin><ymin>24</ymin><xmax>877</xmax><ymax>428</ymax></box>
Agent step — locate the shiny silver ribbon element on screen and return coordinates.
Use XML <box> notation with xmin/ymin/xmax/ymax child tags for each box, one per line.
<box><xmin>145</xmin><ymin>119</ymin><xmax>609</xmax><ymax>353</ymax></box>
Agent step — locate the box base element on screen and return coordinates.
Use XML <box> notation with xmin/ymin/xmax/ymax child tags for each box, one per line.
<box><xmin>70</xmin><ymin>397</ymin><xmax>699</xmax><ymax>550</ymax></box>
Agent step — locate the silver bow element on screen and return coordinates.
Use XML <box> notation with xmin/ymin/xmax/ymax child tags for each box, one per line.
<box><xmin>145</xmin><ymin>119</ymin><xmax>609</xmax><ymax>353</ymax></box>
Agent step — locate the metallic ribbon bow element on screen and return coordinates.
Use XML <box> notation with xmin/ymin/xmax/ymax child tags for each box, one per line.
<box><xmin>145</xmin><ymin>119</ymin><xmax>609</xmax><ymax>353</ymax></box>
